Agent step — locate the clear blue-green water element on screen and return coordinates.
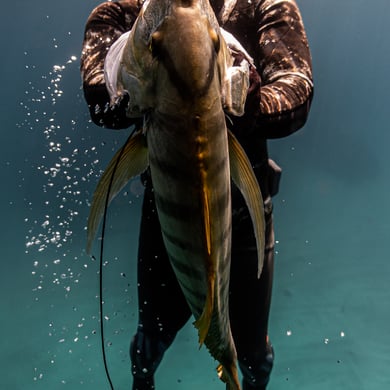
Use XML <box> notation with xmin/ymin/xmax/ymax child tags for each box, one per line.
<box><xmin>1</xmin><ymin>0</ymin><xmax>389</xmax><ymax>389</ymax></box>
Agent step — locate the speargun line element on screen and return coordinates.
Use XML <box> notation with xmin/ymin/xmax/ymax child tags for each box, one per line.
<box><xmin>96</xmin><ymin>128</ymin><xmax>138</xmax><ymax>390</ymax></box>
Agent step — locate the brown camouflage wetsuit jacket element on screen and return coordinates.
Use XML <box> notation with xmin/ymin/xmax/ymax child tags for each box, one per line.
<box><xmin>80</xmin><ymin>0</ymin><xmax>313</xmax><ymax>201</ymax></box>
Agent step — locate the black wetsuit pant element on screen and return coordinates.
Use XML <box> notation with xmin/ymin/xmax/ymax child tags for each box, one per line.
<box><xmin>131</xmin><ymin>173</ymin><xmax>275</xmax><ymax>390</ymax></box>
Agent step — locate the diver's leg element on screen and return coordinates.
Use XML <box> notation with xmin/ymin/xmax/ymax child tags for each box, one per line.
<box><xmin>230</xmin><ymin>187</ymin><xmax>275</xmax><ymax>390</ymax></box>
<box><xmin>131</xmin><ymin>177</ymin><xmax>192</xmax><ymax>389</ymax></box>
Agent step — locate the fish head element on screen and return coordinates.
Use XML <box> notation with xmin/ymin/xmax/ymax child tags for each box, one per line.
<box><xmin>117</xmin><ymin>0</ymin><xmax>232</xmax><ymax>115</ymax></box>
<box><xmin>149</xmin><ymin>0</ymin><xmax>222</xmax><ymax>103</ymax></box>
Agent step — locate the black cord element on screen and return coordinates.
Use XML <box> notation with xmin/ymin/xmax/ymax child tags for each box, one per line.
<box><xmin>98</xmin><ymin>130</ymin><xmax>136</xmax><ymax>390</ymax></box>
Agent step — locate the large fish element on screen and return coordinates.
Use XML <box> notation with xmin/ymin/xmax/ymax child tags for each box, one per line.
<box><xmin>87</xmin><ymin>0</ymin><xmax>265</xmax><ymax>389</ymax></box>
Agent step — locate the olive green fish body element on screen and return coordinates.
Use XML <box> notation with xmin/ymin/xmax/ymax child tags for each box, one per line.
<box><xmin>145</xmin><ymin>3</ymin><xmax>239</xmax><ymax>385</ymax></box>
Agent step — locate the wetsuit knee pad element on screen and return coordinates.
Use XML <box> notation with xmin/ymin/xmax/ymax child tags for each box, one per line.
<box><xmin>130</xmin><ymin>330</ymin><xmax>174</xmax><ymax>379</ymax></box>
<box><xmin>239</xmin><ymin>344</ymin><xmax>274</xmax><ymax>389</ymax></box>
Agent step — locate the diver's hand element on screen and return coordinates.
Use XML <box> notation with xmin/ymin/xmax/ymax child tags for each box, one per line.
<box><xmin>248</xmin><ymin>65</ymin><xmax>262</xmax><ymax>100</ymax></box>
<box><xmin>106</xmin><ymin>92</ymin><xmax>144</xmax><ymax>130</ymax></box>
<box><xmin>230</xmin><ymin>53</ymin><xmax>262</xmax><ymax>136</ymax></box>
<box><xmin>84</xmin><ymin>84</ymin><xmax>140</xmax><ymax>129</ymax></box>
<box><xmin>102</xmin><ymin>91</ymin><xmax>132</xmax><ymax>128</ymax></box>
<box><xmin>233</xmin><ymin>52</ymin><xmax>261</xmax><ymax>112</ymax></box>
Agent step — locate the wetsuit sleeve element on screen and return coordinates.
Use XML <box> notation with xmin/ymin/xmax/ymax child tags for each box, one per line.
<box><xmin>255</xmin><ymin>0</ymin><xmax>314</xmax><ymax>138</ymax></box>
<box><xmin>80</xmin><ymin>1</ymin><xmax>141</xmax><ymax>129</ymax></box>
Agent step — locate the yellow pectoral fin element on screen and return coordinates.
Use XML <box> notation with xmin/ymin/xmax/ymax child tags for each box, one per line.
<box><xmin>228</xmin><ymin>129</ymin><xmax>265</xmax><ymax>278</ymax></box>
<box><xmin>87</xmin><ymin>130</ymin><xmax>148</xmax><ymax>253</ymax></box>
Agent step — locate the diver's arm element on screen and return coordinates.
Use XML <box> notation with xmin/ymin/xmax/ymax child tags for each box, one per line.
<box><xmin>80</xmin><ymin>0</ymin><xmax>141</xmax><ymax>129</ymax></box>
<box><xmin>255</xmin><ymin>0</ymin><xmax>314</xmax><ymax>138</ymax></box>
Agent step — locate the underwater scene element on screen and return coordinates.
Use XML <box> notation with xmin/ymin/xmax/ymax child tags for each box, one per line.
<box><xmin>1</xmin><ymin>0</ymin><xmax>389</xmax><ymax>389</ymax></box>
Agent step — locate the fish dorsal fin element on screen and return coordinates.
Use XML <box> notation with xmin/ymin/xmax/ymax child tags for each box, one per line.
<box><xmin>87</xmin><ymin>130</ymin><xmax>148</xmax><ymax>253</ymax></box>
<box><xmin>228</xmin><ymin>130</ymin><xmax>265</xmax><ymax>277</ymax></box>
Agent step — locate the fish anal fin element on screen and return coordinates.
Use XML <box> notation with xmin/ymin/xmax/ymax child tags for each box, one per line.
<box><xmin>228</xmin><ymin>129</ymin><xmax>265</xmax><ymax>278</ymax></box>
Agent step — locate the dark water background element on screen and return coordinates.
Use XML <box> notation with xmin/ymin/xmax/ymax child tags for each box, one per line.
<box><xmin>1</xmin><ymin>0</ymin><xmax>389</xmax><ymax>388</ymax></box>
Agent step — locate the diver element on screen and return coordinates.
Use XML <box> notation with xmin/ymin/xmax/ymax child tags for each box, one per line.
<box><xmin>80</xmin><ymin>1</ymin><xmax>313</xmax><ymax>389</ymax></box>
